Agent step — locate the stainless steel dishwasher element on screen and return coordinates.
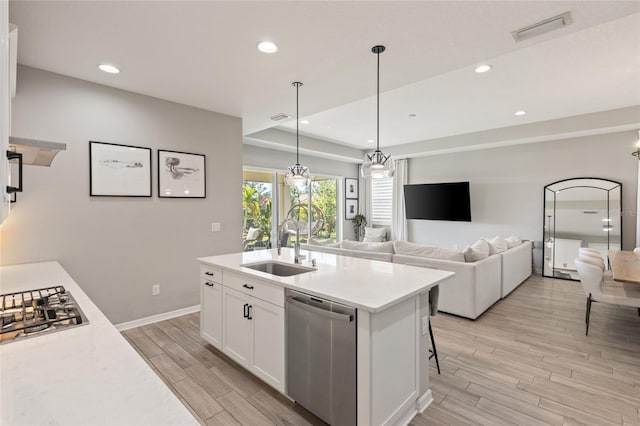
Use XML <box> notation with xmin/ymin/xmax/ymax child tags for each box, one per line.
<box><xmin>286</xmin><ymin>289</ymin><xmax>356</xmax><ymax>426</ymax></box>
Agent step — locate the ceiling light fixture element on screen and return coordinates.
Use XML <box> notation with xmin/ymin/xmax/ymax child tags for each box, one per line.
<box><xmin>98</xmin><ymin>64</ymin><xmax>120</xmax><ymax>74</ymax></box>
<box><xmin>367</xmin><ymin>139</ymin><xmax>374</xmax><ymax>143</ymax></box>
<box><xmin>475</xmin><ymin>64</ymin><xmax>492</xmax><ymax>73</ymax></box>
<box><xmin>514</xmin><ymin>110</ymin><xmax>527</xmax><ymax>116</ymax></box>
<box><xmin>284</xmin><ymin>82</ymin><xmax>310</xmax><ymax>188</ymax></box>
<box><xmin>301</xmin><ymin>120</ymin><xmax>310</xmax><ymax>124</ymax></box>
<box><xmin>257</xmin><ymin>41</ymin><xmax>278</xmax><ymax>53</ymax></box>
<box><xmin>361</xmin><ymin>45</ymin><xmax>394</xmax><ymax>179</ymax></box>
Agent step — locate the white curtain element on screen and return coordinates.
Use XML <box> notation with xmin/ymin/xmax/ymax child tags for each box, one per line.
<box><xmin>636</xmin><ymin>160</ymin><xmax>640</xmax><ymax>248</ymax></box>
<box><xmin>358</xmin><ymin>166</ymin><xmax>371</xmax><ymax>220</ymax></box>
<box><xmin>392</xmin><ymin>159</ymin><xmax>408</xmax><ymax>241</ymax></box>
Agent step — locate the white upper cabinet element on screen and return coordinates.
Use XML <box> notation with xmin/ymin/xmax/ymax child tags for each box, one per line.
<box><xmin>0</xmin><ymin>5</ymin><xmax>10</xmax><ymax>224</ymax></box>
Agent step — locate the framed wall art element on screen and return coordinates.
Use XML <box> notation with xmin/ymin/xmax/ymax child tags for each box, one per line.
<box><xmin>345</xmin><ymin>199</ymin><xmax>358</xmax><ymax>220</ymax></box>
<box><xmin>158</xmin><ymin>150</ymin><xmax>206</xmax><ymax>198</ymax></box>
<box><xmin>89</xmin><ymin>141</ymin><xmax>152</xmax><ymax>197</ymax></box>
<box><xmin>345</xmin><ymin>178</ymin><xmax>358</xmax><ymax>199</ymax></box>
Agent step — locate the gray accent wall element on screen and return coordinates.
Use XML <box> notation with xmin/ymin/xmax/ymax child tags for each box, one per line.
<box><xmin>1</xmin><ymin>66</ymin><xmax>243</xmax><ymax>324</ymax></box>
<box><xmin>407</xmin><ymin>131</ymin><xmax>638</xmax><ymax>270</ymax></box>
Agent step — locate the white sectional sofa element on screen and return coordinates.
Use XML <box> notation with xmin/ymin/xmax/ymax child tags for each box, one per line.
<box><xmin>302</xmin><ymin>239</ymin><xmax>532</xmax><ymax>319</ymax></box>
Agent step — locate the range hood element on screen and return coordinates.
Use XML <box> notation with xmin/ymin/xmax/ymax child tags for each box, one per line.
<box><xmin>8</xmin><ymin>136</ymin><xmax>66</xmax><ymax>166</ymax></box>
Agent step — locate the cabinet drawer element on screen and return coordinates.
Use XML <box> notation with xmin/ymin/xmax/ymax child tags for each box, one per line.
<box><xmin>200</xmin><ymin>264</ymin><xmax>222</xmax><ymax>283</ymax></box>
<box><xmin>223</xmin><ymin>271</ymin><xmax>284</xmax><ymax>308</ymax></box>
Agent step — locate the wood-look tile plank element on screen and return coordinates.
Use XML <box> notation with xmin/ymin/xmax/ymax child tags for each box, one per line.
<box><xmin>438</xmin><ymin>395</ymin><xmax>514</xmax><ymax>426</ymax></box>
<box><xmin>216</xmin><ymin>391</ymin><xmax>275</xmax><ymax>426</ymax></box>
<box><xmin>247</xmin><ymin>389</ymin><xmax>314</xmax><ymax>426</ymax></box>
<box><xmin>148</xmin><ymin>353</ymin><xmax>187</xmax><ymax>384</ymax></box>
<box><xmin>173</xmin><ymin>376</ymin><xmax>224</xmax><ymax>420</ymax></box>
<box><xmin>466</xmin><ymin>383</ymin><xmax>562</xmax><ymax>425</ymax></box>
<box><xmin>123</xmin><ymin>327</ymin><xmax>164</xmax><ymax>358</ymax></box>
<box><xmin>475</xmin><ymin>397</ymin><xmax>552</xmax><ymax>426</ymax></box>
<box><xmin>210</xmin><ymin>363</ymin><xmax>265</xmax><ymax>398</ymax></box>
<box><xmin>204</xmin><ymin>410</ymin><xmax>241</xmax><ymax>426</ymax></box>
<box><xmin>161</xmin><ymin>341</ymin><xmax>200</xmax><ymax>369</ymax></box>
<box><xmin>538</xmin><ymin>398</ymin><xmax>621</xmax><ymax>426</ymax></box>
<box><xmin>184</xmin><ymin>363</ymin><xmax>232</xmax><ymax>399</ymax></box>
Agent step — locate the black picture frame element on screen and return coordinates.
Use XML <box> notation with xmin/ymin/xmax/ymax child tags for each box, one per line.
<box><xmin>345</xmin><ymin>199</ymin><xmax>358</xmax><ymax>220</ymax></box>
<box><xmin>345</xmin><ymin>178</ymin><xmax>358</xmax><ymax>199</ymax></box>
<box><xmin>89</xmin><ymin>141</ymin><xmax>152</xmax><ymax>197</ymax></box>
<box><xmin>158</xmin><ymin>149</ymin><xmax>206</xmax><ymax>198</ymax></box>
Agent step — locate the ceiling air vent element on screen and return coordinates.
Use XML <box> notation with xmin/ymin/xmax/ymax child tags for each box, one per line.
<box><xmin>512</xmin><ymin>11</ymin><xmax>572</xmax><ymax>42</ymax></box>
<box><xmin>270</xmin><ymin>113</ymin><xmax>292</xmax><ymax>121</ymax></box>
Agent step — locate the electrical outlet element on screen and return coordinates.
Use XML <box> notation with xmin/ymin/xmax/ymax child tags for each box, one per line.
<box><xmin>152</xmin><ymin>284</ymin><xmax>160</xmax><ymax>296</ymax></box>
<box><xmin>422</xmin><ymin>315</ymin><xmax>429</xmax><ymax>336</ymax></box>
<box><xmin>211</xmin><ymin>222</ymin><xmax>221</xmax><ymax>232</ymax></box>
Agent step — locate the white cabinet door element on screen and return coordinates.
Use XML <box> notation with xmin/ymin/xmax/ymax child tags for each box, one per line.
<box><xmin>222</xmin><ymin>286</ymin><xmax>252</xmax><ymax>367</ymax></box>
<box><xmin>201</xmin><ymin>280</ymin><xmax>222</xmax><ymax>349</ymax></box>
<box><xmin>0</xmin><ymin>3</ymin><xmax>10</xmax><ymax>224</ymax></box>
<box><xmin>250</xmin><ymin>297</ymin><xmax>285</xmax><ymax>393</ymax></box>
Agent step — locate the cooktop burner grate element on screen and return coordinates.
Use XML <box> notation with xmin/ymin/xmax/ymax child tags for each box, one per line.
<box><xmin>0</xmin><ymin>285</ymin><xmax>89</xmax><ymax>344</ymax></box>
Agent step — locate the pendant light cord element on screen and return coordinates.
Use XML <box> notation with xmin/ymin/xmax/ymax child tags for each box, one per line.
<box><xmin>376</xmin><ymin>48</ymin><xmax>380</xmax><ymax>153</ymax></box>
<box><xmin>296</xmin><ymin>83</ymin><xmax>300</xmax><ymax>164</ymax></box>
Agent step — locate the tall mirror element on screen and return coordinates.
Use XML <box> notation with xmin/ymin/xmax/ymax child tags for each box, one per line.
<box><xmin>543</xmin><ymin>178</ymin><xmax>622</xmax><ymax>280</ymax></box>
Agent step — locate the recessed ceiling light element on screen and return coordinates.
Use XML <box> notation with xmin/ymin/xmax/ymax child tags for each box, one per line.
<box><xmin>98</xmin><ymin>64</ymin><xmax>120</xmax><ymax>74</ymax></box>
<box><xmin>257</xmin><ymin>41</ymin><xmax>278</xmax><ymax>53</ymax></box>
<box><xmin>367</xmin><ymin>139</ymin><xmax>374</xmax><ymax>143</ymax></box>
<box><xmin>514</xmin><ymin>110</ymin><xmax>527</xmax><ymax>116</ymax></box>
<box><xmin>475</xmin><ymin>64</ymin><xmax>492</xmax><ymax>73</ymax></box>
<box><xmin>301</xmin><ymin>120</ymin><xmax>310</xmax><ymax>124</ymax></box>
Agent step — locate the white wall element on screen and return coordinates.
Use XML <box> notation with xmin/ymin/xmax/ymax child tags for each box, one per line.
<box><xmin>1</xmin><ymin>66</ymin><xmax>243</xmax><ymax>324</ymax></box>
<box><xmin>243</xmin><ymin>144</ymin><xmax>360</xmax><ymax>240</ymax></box>
<box><xmin>407</xmin><ymin>131</ymin><xmax>638</xmax><ymax>270</ymax></box>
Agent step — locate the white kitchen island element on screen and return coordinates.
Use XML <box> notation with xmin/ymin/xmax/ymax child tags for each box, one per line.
<box><xmin>0</xmin><ymin>261</ymin><xmax>198</xmax><ymax>426</ymax></box>
<box><xmin>198</xmin><ymin>248</ymin><xmax>454</xmax><ymax>426</ymax></box>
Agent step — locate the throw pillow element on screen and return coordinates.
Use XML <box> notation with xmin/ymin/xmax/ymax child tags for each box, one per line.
<box><xmin>505</xmin><ymin>234</ymin><xmax>522</xmax><ymax>249</ymax></box>
<box><xmin>341</xmin><ymin>240</ymin><xmax>394</xmax><ymax>253</ymax></box>
<box><xmin>363</xmin><ymin>227</ymin><xmax>387</xmax><ymax>242</ymax></box>
<box><xmin>488</xmin><ymin>236</ymin><xmax>508</xmax><ymax>255</ymax></box>
<box><xmin>393</xmin><ymin>240</ymin><xmax>465</xmax><ymax>262</ymax></box>
<box><xmin>309</xmin><ymin>238</ymin><xmax>340</xmax><ymax>248</ymax></box>
<box><xmin>463</xmin><ymin>239</ymin><xmax>490</xmax><ymax>262</ymax></box>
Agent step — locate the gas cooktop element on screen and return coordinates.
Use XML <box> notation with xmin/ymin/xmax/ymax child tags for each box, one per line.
<box><xmin>0</xmin><ymin>285</ymin><xmax>89</xmax><ymax>344</ymax></box>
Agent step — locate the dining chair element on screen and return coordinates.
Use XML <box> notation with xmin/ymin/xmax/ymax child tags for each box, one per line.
<box><xmin>579</xmin><ymin>248</ymin><xmax>602</xmax><ymax>257</ymax></box>
<box><xmin>574</xmin><ymin>259</ymin><xmax>640</xmax><ymax>335</ymax></box>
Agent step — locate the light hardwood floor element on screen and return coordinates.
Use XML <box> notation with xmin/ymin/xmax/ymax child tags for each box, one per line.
<box><xmin>123</xmin><ymin>274</ymin><xmax>640</xmax><ymax>426</ymax></box>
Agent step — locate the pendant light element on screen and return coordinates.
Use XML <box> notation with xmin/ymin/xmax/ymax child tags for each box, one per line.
<box><xmin>285</xmin><ymin>81</ymin><xmax>310</xmax><ymax>187</ymax></box>
<box><xmin>361</xmin><ymin>45</ymin><xmax>394</xmax><ymax>179</ymax></box>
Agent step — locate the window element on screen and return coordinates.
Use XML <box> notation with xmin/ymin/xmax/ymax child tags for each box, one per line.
<box><xmin>242</xmin><ymin>170</ymin><xmax>273</xmax><ymax>251</ymax></box>
<box><xmin>371</xmin><ymin>177</ymin><xmax>393</xmax><ymax>226</ymax></box>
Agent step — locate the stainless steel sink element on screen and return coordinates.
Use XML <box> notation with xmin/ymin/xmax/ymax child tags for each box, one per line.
<box><xmin>241</xmin><ymin>261</ymin><xmax>315</xmax><ymax>277</ymax></box>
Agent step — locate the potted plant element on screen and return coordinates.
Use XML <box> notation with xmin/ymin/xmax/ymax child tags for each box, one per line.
<box><xmin>353</xmin><ymin>214</ymin><xmax>367</xmax><ymax>242</ymax></box>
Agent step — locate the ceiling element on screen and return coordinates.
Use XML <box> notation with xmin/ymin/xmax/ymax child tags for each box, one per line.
<box><xmin>9</xmin><ymin>1</ymin><xmax>640</xmax><ymax>155</ymax></box>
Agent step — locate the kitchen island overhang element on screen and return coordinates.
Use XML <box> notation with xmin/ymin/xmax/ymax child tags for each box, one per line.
<box><xmin>198</xmin><ymin>248</ymin><xmax>454</xmax><ymax>426</ymax></box>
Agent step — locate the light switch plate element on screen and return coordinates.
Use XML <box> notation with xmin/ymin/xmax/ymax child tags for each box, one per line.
<box><xmin>211</xmin><ymin>222</ymin><xmax>221</xmax><ymax>232</ymax></box>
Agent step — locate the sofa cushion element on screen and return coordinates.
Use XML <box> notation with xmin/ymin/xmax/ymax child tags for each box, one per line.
<box><xmin>308</xmin><ymin>238</ymin><xmax>341</xmax><ymax>248</ymax></box>
<box><xmin>505</xmin><ymin>234</ymin><xmax>522</xmax><ymax>249</ymax></box>
<box><xmin>341</xmin><ymin>240</ymin><xmax>394</xmax><ymax>253</ymax></box>
<box><xmin>488</xmin><ymin>236</ymin><xmax>508</xmax><ymax>255</ymax></box>
<box><xmin>393</xmin><ymin>240</ymin><xmax>465</xmax><ymax>262</ymax></box>
<box><xmin>463</xmin><ymin>239</ymin><xmax>490</xmax><ymax>262</ymax></box>
<box><xmin>363</xmin><ymin>227</ymin><xmax>387</xmax><ymax>242</ymax></box>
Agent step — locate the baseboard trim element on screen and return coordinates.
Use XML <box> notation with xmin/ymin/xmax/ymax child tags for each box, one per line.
<box><xmin>417</xmin><ymin>389</ymin><xmax>433</xmax><ymax>413</ymax></box>
<box><xmin>115</xmin><ymin>305</ymin><xmax>200</xmax><ymax>331</ymax></box>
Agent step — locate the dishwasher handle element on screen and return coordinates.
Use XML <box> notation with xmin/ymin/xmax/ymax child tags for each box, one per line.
<box><xmin>287</xmin><ymin>296</ymin><xmax>353</xmax><ymax>322</ymax></box>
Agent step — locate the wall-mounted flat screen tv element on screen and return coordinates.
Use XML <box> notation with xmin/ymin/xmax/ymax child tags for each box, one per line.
<box><xmin>404</xmin><ymin>182</ymin><xmax>471</xmax><ymax>222</ymax></box>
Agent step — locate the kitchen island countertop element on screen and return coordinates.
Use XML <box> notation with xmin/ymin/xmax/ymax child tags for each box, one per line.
<box><xmin>199</xmin><ymin>247</ymin><xmax>454</xmax><ymax>312</ymax></box>
<box><xmin>0</xmin><ymin>261</ymin><xmax>198</xmax><ymax>426</ymax></box>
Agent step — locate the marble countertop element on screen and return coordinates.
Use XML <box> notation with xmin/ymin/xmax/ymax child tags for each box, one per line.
<box><xmin>0</xmin><ymin>261</ymin><xmax>198</xmax><ymax>426</ymax></box>
<box><xmin>198</xmin><ymin>248</ymin><xmax>454</xmax><ymax>312</ymax></box>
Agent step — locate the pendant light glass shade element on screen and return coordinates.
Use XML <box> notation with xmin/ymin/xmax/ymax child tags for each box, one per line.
<box><xmin>361</xmin><ymin>45</ymin><xmax>394</xmax><ymax>179</ymax></box>
<box><xmin>285</xmin><ymin>81</ymin><xmax>310</xmax><ymax>188</ymax></box>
